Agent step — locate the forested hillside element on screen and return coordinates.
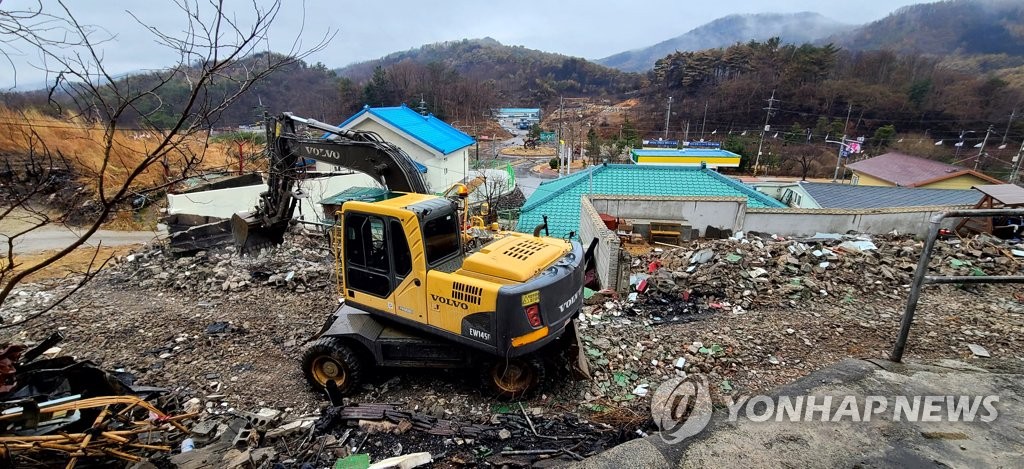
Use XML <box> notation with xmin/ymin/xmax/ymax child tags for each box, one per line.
<box><xmin>599</xmin><ymin>12</ymin><xmax>851</xmax><ymax>72</ymax></box>
<box><xmin>618</xmin><ymin>38</ymin><xmax>1023</xmax><ymax>178</ymax></box>
<box><xmin>834</xmin><ymin>0</ymin><xmax>1024</xmax><ymax>56</ymax></box>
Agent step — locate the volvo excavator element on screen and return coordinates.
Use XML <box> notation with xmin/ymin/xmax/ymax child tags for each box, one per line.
<box><xmin>232</xmin><ymin>113</ymin><xmax>592</xmax><ymax>399</ymax></box>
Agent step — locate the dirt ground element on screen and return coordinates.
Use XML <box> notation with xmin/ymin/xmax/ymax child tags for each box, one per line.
<box><xmin>4</xmin><ymin>239</ymin><xmax>1021</xmax><ymax>435</ymax></box>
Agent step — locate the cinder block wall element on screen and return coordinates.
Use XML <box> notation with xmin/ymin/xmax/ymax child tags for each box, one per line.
<box><xmin>579</xmin><ymin>198</ymin><xmax>624</xmax><ymax>291</ymax></box>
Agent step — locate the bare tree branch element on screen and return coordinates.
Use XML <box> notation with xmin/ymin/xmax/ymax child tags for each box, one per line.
<box><xmin>0</xmin><ymin>0</ymin><xmax>335</xmax><ymax>319</ymax></box>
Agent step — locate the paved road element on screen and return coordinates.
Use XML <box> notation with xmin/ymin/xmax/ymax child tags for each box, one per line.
<box><xmin>493</xmin><ymin>127</ymin><xmax>555</xmax><ymax>199</ymax></box>
<box><xmin>5</xmin><ymin>225</ymin><xmax>166</xmax><ymax>255</ymax></box>
<box><xmin>3</xmin><ymin>207</ymin><xmax>167</xmax><ymax>255</ymax></box>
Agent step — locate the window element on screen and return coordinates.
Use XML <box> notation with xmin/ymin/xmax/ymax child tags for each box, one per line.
<box><xmin>423</xmin><ymin>213</ymin><xmax>461</xmax><ymax>265</ymax></box>
<box><xmin>390</xmin><ymin>220</ymin><xmax>412</xmax><ymax>278</ymax></box>
<box><xmin>344</xmin><ymin>213</ymin><xmax>391</xmax><ymax>297</ymax></box>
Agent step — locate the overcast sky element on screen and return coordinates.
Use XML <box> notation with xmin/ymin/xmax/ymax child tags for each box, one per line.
<box><xmin>2</xmin><ymin>0</ymin><xmax>939</xmax><ymax>89</ymax></box>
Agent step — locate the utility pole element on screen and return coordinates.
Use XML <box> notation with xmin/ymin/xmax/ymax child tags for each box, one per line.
<box><xmin>701</xmin><ymin>101</ymin><xmax>708</xmax><ymax>140</ymax></box>
<box><xmin>1002</xmin><ymin>109</ymin><xmax>1016</xmax><ymax>147</ymax></box>
<box><xmin>664</xmin><ymin>96</ymin><xmax>673</xmax><ymax>140</ymax></box>
<box><xmin>828</xmin><ymin>138</ymin><xmax>850</xmax><ymax>182</ymax></box>
<box><xmin>683</xmin><ymin>120</ymin><xmax>689</xmax><ymax>142</ymax></box>
<box><xmin>558</xmin><ymin>96</ymin><xmax>564</xmax><ymax>177</ymax></box>
<box><xmin>754</xmin><ymin>90</ymin><xmax>777</xmax><ymax>177</ymax></box>
<box><xmin>843</xmin><ymin>103</ymin><xmax>853</xmax><ymax>135</ymax></box>
<box><xmin>954</xmin><ymin>130</ymin><xmax>969</xmax><ymax>161</ymax></box>
<box><xmin>1010</xmin><ymin>139</ymin><xmax>1024</xmax><ymax>184</ymax></box>
<box><xmin>975</xmin><ymin>125</ymin><xmax>994</xmax><ymax>170</ymax></box>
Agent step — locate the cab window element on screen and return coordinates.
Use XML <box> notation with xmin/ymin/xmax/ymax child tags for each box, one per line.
<box><xmin>423</xmin><ymin>213</ymin><xmax>460</xmax><ymax>264</ymax></box>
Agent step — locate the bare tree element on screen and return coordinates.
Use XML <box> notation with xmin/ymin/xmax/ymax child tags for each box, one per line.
<box><xmin>781</xmin><ymin>145</ymin><xmax>827</xmax><ymax>181</ymax></box>
<box><xmin>0</xmin><ymin>0</ymin><xmax>333</xmax><ymax>326</ymax></box>
<box><xmin>470</xmin><ymin>168</ymin><xmax>513</xmax><ymax>225</ymax></box>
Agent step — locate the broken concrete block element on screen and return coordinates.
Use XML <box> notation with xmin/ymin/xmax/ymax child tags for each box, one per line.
<box><xmin>368</xmin><ymin>452</ymin><xmax>432</xmax><ymax>469</ymax></box>
<box><xmin>967</xmin><ymin>343</ymin><xmax>991</xmax><ymax>358</ymax></box>
<box><xmin>265</xmin><ymin>416</ymin><xmax>316</xmax><ymax>439</ymax></box>
<box><xmin>691</xmin><ymin>249</ymin><xmax>714</xmax><ymax>264</ymax></box>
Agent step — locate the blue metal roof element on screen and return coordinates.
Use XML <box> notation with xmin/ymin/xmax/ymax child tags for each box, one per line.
<box><xmin>518</xmin><ymin>164</ymin><xmax>784</xmax><ymax>239</ymax></box>
<box><xmin>338</xmin><ymin>104</ymin><xmax>475</xmax><ymax>155</ymax></box>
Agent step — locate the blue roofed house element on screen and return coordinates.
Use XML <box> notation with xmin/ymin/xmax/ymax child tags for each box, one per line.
<box><xmin>318</xmin><ymin>104</ymin><xmax>475</xmax><ymax>193</ymax></box>
<box><xmin>517</xmin><ymin>164</ymin><xmax>784</xmax><ymax>239</ymax></box>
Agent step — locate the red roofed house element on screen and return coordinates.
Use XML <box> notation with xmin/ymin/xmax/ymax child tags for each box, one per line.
<box><xmin>845</xmin><ymin>152</ymin><xmax>1001</xmax><ymax>190</ymax></box>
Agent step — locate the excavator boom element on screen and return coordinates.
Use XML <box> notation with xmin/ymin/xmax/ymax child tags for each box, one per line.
<box><xmin>232</xmin><ymin>113</ymin><xmax>429</xmax><ymax>252</ymax></box>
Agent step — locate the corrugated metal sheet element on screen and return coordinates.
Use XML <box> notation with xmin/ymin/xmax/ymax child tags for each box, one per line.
<box><xmin>799</xmin><ymin>182</ymin><xmax>981</xmax><ymax>209</ymax></box>
<box><xmin>973</xmin><ymin>184</ymin><xmax>1024</xmax><ymax>205</ymax></box>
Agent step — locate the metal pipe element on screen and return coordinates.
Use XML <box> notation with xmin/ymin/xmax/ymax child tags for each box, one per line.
<box><xmin>890</xmin><ymin>213</ymin><xmax>942</xmax><ymax>362</ymax></box>
<box><xmin>891</xmin><ymin>207</ymin><xmax>1024</xmax><ymax>362</ymax></box>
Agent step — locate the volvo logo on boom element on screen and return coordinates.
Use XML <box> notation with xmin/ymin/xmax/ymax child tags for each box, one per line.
<box><xmin>302</xmin><ymin>145</ymin><xmax>340</xmax><ymax>160</ymax></box>
<box><xmin>431</xmin><ymin>294</ymin><xmax>469</xmax><ymax>310</ymax></box>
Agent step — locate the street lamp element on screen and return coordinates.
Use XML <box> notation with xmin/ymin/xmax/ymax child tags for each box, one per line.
<box><xmin>954</xmin><ymin>130</ymin><xmax>976</xmax><ymax>161</ymax></box>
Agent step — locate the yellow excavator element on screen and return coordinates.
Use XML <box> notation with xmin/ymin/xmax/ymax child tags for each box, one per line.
<box><xmin>232</xmin><ymin>113</ymin><xmax>593</xmax><ymax>398</ymax></box>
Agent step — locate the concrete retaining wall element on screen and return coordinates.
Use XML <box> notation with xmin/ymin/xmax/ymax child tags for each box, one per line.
<box><xmin>743</xmin><ymin>207</ymin><xmax>963</xmax><ymax>237</ymax></box>
<box><xmin>575</xmin><ymin>195</ymin><xmax>967</xmax><ymax>291</ymax></box>
<box><xmin>588</xmin><ymin>196</ymin><xmax>747</xmax><ymax>237</ymax></box>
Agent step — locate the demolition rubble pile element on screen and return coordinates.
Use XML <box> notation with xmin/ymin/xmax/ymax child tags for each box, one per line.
<box><xmin>106</xmin><ymin>233</ymin><xmax>334</xmax><ymax>294</ymax></box>
<box><xmin>171</xmin><ymin>401</ymin><xmax>632</xmax><ymax>468</ymax></box>
<box><xmin>569</xmin><ymin>232</ymin><xmax>1024</xmax><ymax>406</ymax></box>
<box><xmin>0</xmin><ymin>334</ymin><xmax>195</xmax><ymax>468</ymax></box>
<box><xmin>639</xmin><ymin>232</ymin><xmax>1021</xmax><ymax>310</ymax></box>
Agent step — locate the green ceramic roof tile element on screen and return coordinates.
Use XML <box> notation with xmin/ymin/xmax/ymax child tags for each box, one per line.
<box><xmin>517</xmin><ymin>164</ymin><xmax>784</xmax><ymax>239</ymax></box>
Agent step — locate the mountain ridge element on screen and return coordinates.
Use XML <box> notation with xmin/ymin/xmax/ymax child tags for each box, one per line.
<box><xmin>597</xmin><ymin>12</ymin><xmax>852</xmax><ymax>72</ymax></box>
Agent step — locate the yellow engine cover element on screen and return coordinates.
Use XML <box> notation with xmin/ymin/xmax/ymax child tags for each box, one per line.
<box><xmin>459</xmin><ymin>233</ymin><xmax>571</xmax><ymax>282</ymax></box>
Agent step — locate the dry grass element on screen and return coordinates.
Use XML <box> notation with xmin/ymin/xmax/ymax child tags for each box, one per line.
<box><xmin>0</xmin><ymin>107</ymin><xmax>240</xmax><ymax>197</ymax></box>
<box><xmin>502</xmin><ymin>146</ymin><xmax>556</xmax><ymax>157</ymax></box>
<box><xmin>1</xmin><ymin>245</ymin><xmax>138</xmax><ymax>283</ymax></box>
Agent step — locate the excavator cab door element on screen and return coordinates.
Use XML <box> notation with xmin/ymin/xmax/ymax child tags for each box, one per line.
<box><xmin>342</xmin><ymin>212</ymin><xmax>397</xmax><ymax>313</ymax></box>
<box><xmin>341</xmin><ymin>212</ymin><xmax>425</xmax><ymax>322</ymax></box>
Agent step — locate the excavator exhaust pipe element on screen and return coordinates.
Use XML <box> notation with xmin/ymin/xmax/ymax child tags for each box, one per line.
<box><xmin>231</xmin><ymin>212</ymin><xmax>289</xmax><ymax>253</ymax></box>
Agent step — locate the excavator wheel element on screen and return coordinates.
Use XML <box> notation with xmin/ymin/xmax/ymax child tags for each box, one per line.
<box><xmin>302</xmin><ymin>337</ymin><xmax>365</xmax><ymax>396</ymax></box>
<box><xmin>485</xmin><ymin>357</ymin><xmax>546</xmax><ymax>400</ymax></box>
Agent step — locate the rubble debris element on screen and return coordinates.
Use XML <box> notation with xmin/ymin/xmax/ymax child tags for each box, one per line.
<box><xmin>102</xmin><ymin>231</ymin><xmax>334</xmax><ymax>294</ymax></box>
<box><xmin>367</xmin><ymin>451</ymin><xmax>432</xmax><ymax>469</ymax></box>
<box><xmin>633</xmin><ymin>232</ymin><xmax>1020</xmax><ymax>310</ymax></box>
<box><xmin>967</xmin><ymin>344</ymin><xmax>991</xmax><ymax>358</ymax></box>
<box><xmin>0</xmin><ymin>338</ymin><xmax>194</xmax><ymax>468</ymax></box>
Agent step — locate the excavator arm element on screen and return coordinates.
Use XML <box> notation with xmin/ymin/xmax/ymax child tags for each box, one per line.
<box><xmin>231</xmin><ymin>112</ymin><xmax>429</xmax><ymax>251</ymax></box>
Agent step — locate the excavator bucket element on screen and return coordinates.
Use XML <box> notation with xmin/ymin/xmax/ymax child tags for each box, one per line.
<box><xmin>563</xmin><ymin>320</ymin><xmax>592</xmax><ymax>380</ymax></box>
<box><xmin>231</xmin><ymin>212</ymin><xmax>289</xmax><ymax>253</ymax></box>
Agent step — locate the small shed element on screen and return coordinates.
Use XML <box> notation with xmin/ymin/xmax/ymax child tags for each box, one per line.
<box><xmin>319</xmin><ymin>186</ymin><xmax>395</xmax><ymax>223</ymax></box>
<box><xmin>955</xmin><ymin>184</ymin><xmax>1024</xmax><ymax>237</ymax></box>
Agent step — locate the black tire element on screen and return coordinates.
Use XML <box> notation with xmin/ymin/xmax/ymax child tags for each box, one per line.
<box><xmin>302</xmin><ymin>337</ymin><xmax>365</xmax><ymax>396</ymax></box>
<box><xmin>485</xmin><ymin>356</ymin><xmax>546</xmax><ymax>400</ymax></box>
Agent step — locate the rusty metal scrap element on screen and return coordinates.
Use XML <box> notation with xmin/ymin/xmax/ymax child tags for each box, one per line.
<box><xmin>0</xmin><ymin>395</ymin><xmax>196</xmax><ymax>468</ymax></box>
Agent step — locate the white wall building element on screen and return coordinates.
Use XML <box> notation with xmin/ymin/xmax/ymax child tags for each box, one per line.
<box><xmin>315</xmin><ymin>104</ymin><xmax>474</xmax><ymax>194</ymax></box>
